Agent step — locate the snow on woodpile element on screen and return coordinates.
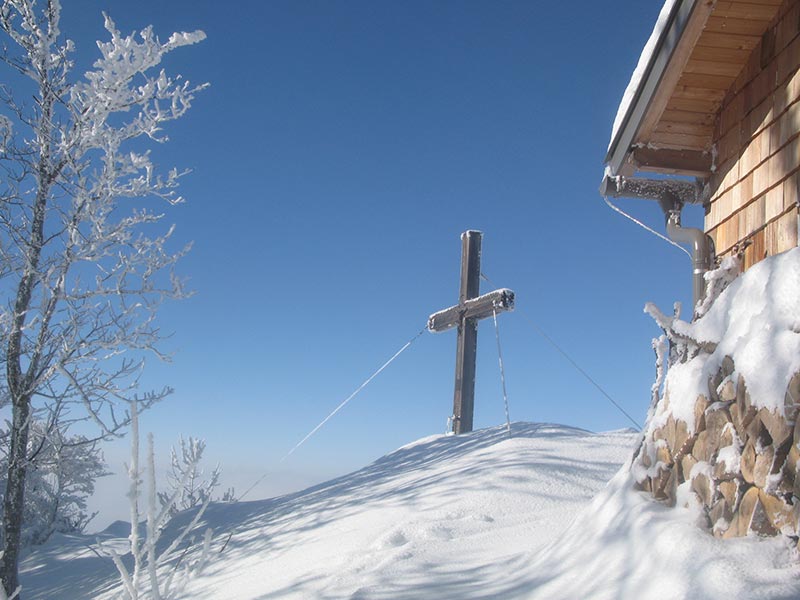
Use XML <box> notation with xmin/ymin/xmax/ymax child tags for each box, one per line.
<box><xmin>633</xmin><ymin>248</ymin><xmax>800</xmax><ymax>541</ymax></box>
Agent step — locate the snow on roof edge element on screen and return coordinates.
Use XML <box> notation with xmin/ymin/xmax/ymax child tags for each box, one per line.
<box><xmin>607</xmin><ymin>0</ymin><xmax>680</xmax><ymax>156</ymax></box>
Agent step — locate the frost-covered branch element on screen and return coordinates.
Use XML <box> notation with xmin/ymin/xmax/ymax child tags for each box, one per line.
<box><xmin>103</xmin><ymin>402</ymin><xmax>216</xmax><ymax>599</ymax></box>
<box><xmin>696</xmin><ymin>255</ymin><xmax>740</xmax><ymax>319</ymax></box>
<box><xmin>644</xmin><ymin>301</ymin><xmax>716</xmax><ymax>366</ymax></box>
<box><xmin>645</xmin><ymin>257</ymin><xmax>741</xmax><ymax>371</ymax></box>
<box><xmin>0</xmin><ymin>0</ymin><xmax>205</xmax><ymax>593</ymax></box>
<box><xmin>158</xmin><ymin>436</ymin><xmax>220</xmax><ymax>519</ymax></box>
<box><xmin>0</xmin><ymin>414</ymin><xmax>108</xmax><ymax>547</ymax></box>
<box><xmin>648</xmin><ymin>335</ymin><xmax>668</xmax><ymax>421</ymax></box>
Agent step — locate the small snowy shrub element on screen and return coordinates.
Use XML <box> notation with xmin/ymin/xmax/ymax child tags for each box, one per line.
<box><xmin>101</xmin><ymin>401</ymin><xmax>216</xmax><ymax>600</ymax></box>
<box><xmin>158</xmin><ymin>436</ymin><xmax>220</xmax><ymax>519</ymax></box>
<box><xmin>219</xmin><ymin>487</ymin><xmax>237</xmax><ymax>503</ymax></box>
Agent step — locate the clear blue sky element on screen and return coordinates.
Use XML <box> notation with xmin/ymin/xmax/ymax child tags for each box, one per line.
<box><xmin>58</xmin><ymin>0</ymin><xmax>704</xmax><ymax>523</ymax></box>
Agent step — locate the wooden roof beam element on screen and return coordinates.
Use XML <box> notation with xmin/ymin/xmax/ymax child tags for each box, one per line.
<box><xmin>631</xmin><ymin>147</ymin><xmax>713</xmax><ymax>177</ymax></box>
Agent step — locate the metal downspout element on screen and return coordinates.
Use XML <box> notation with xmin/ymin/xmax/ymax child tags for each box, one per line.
<box><xmin>665</xmin><ymin>210</ymin><xmax>714</xmax><ymax>312</ymax></box>
<box><xmin>600</xmin><ymin>174</ymin><xmax>715</xmax><ymax>316</ymax></box>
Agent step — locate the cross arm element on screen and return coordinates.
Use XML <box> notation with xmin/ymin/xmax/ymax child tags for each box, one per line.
<box><xmin>427</xmin><ymin>288</ymin><xmax>515</xmax><ymax>333</ymax></box>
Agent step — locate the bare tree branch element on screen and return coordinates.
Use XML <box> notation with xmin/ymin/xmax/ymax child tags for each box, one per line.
<box><xmin>0</xmin><ymin>1</ymin><xmax>205</xmax><ymax>593</ymax></box>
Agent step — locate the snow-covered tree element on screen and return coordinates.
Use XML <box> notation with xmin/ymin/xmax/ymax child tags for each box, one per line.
<box><xmin>0</xmin><ymin>0</ymin><xmax>206</xmax><ymax>594</ymax></box>
<box><xmin>0</xmin><ymin>419</ymin><xmax>108</xmax><ymax>547</ymax></box>
<box><xmin>158</xmin><ymin>436</ymin><xmax>220</xmax><ymax>519</ymax></box>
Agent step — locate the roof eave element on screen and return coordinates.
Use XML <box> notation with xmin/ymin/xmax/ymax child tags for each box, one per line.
<box><xmin>605</xmin><ymin>0</ymin><xmax>699</xmax><ymax>178</ymax></box>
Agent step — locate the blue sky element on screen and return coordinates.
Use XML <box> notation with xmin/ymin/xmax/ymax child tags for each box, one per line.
<box><xmin>55</xmin><ymin>0</ymin><xmax>706</xmax><ymax>524</ymax></box>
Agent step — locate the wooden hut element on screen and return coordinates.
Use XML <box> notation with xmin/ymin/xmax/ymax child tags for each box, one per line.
<box><xmin>604</xmin><ymin>0</ymin><xmax>800</xmax><ymax>272</ymax></box>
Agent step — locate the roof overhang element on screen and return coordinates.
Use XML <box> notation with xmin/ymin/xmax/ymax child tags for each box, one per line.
<box><xmin>605</xmin><ymin>0</ymin><xmax>784</xmax><ymax>180</ymax></box>
<box><xmin>606</xmin><ymin>0</ymin><xmax>712</xmax><ymax>178</ymax></box>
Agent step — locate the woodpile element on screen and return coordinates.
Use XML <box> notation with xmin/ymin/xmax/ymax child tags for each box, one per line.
<box><xmin>633</xmin><ymin>358</ymin><xmax>800</xmax><ymax>541</ymax></box>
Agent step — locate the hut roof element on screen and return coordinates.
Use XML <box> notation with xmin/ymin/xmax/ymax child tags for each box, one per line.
<box><xmin>606</xmin><ymin>0</ymin><xmax>784</xmax><ymax>179</ymax></box>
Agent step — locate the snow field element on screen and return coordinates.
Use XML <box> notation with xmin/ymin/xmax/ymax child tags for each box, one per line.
<box><xmin>20</xmin><ymin>420</ymin><xmax>800</xmax><ymax>599</ymax></box>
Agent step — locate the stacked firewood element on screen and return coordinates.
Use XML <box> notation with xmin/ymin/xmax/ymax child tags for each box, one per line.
<box><xmin>634</xmin><ymin>357</ymin><xmax>800</xmax><ymax>539</ymax></box>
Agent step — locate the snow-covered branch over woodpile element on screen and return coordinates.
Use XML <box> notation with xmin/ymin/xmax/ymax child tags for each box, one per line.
<box><xmin>634</xmin><ymin>248</ymin><xmax>800</xmax><ymax>539</ymax></box>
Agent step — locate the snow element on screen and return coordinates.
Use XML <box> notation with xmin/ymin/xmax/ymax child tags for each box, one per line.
<box><xmin>716</xmin><ymin>438</ymin><xmax>741</xmax><ymax>474</ymax></box>
<box><xmin>608</xmin><ymin>0</ymin><xmax>678</xmax><ymax>154</ymax></box>
<box><xmin>662</xmin><ymin>248</ymin><xmax>800</xmax><ymax>426</ymax></box>
<box><xmin>661</xmin><ymin>355</ymin><xmax>708</xmax><ymax>433</ymax></box>
<box><xmin>640</xmin><ymin>248</ymin><xmax>800</xmax><ymax>448</ymax></box>
<box><xmin>17</xmin><ymin>421</ymin><xmax>800</xmax><ymax>598</ymax></box>
<box><xmin>527</xmin><ymin>467</ymin><xmax>799</xmax><ymax>600</ymax></box>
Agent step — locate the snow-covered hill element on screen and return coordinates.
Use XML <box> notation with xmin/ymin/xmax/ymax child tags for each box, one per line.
<box><xmin>19</xmin><ymin>423</ymin><xmax>800</xmax><ymax>599</ymax></box>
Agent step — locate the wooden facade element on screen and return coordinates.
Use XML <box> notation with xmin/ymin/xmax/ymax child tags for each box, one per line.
<box><xmin>705</xmin><ymin>0</ymin><xmax>800</xmax><ymax>268</ymax></box>
<box><xmin>607</xmin><ymin>0</ymin><xmax>800</xmax><ymax>270</ymax></box>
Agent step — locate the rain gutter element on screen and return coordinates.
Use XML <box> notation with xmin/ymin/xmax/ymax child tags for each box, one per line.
<box><xmin>600</xmin><ymin>174</ymin><xmax>714</xmax><ymax>315</ymax></box>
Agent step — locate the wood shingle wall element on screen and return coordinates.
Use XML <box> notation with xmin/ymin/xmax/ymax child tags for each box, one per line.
<box><xmin>704</xmin><ymin>0</ymin><xmax>800</xmax><ymax>269</ymax></box>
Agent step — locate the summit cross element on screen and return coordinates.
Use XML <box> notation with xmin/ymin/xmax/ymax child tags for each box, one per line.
<box><xmin>427</xmin><ymin>230</ymin><xmax>514</xmax><ymax>434</ymax></box>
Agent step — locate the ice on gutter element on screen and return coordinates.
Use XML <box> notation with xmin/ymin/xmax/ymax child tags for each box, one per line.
<box><xmin>608</xmin><ymin>0</ymin><xmax>679</xmax><ymax>153</ymax></box>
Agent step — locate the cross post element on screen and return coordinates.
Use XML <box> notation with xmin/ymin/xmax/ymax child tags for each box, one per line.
<box><xmin>428</xmin><ymin>231</ymin><xmax>514</xmax><ymax>434</ymax></box>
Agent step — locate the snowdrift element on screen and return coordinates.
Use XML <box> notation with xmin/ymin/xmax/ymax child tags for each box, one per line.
<box><xmin>19</xmin><ymin>421</ymin><xmax>800</xmax><ymax>598</ymax></box>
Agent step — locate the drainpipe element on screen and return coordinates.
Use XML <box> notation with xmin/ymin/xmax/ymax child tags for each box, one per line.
<box><xmin>664</xmin><ymin>208</ymin><xmax>715</xmax><ymax>313</ymax></box>
<box><xmin>600</xmin><ymin>174</ymin><xmax>715</xmax><ymax>315</ymax></box>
